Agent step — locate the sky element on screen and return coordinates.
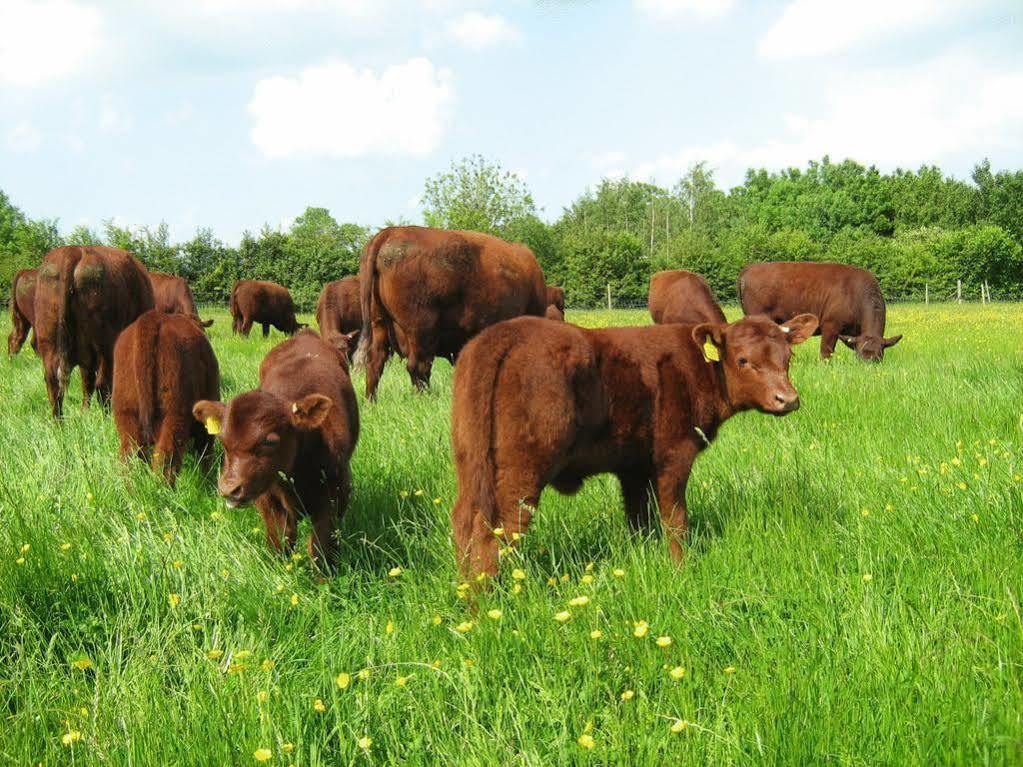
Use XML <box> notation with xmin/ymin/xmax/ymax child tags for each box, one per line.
<box><xmin>1</xmin><ymin>0</ymin><xmax>1021</xmax><ymax>241</ymax></box>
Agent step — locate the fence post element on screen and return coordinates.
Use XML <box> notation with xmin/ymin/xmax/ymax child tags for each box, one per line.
<box><xmin>606</xmin><ymin>283</ymin><xmax>612</xmax><ymax>311</ymax></box>
<box><xmin>957</xmin><ymin>280</ymin><xmax>962</xmax><ymax>303</ymax></box>
<box><xmin>925</xmin><ymin>284</ymin><xmax>929</xmax><ymax>305</ymax></box>
<box><xmin>986</xmin><ymin>281</ymin><xmax>991</xmax><ymax>303</ymax></box>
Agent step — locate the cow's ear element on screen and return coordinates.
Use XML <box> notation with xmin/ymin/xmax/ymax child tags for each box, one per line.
<box><xmin>201</xmin><ymin>318</ymin><xmax>214</xmax><ymax>328</ymax></box>
<box><xmin>882</xmin><ymin>334</ymin><xmax>903</xmax><ymax>348</ymax></box>
<box><xmin>781</xmin><ymin>314</ymin><xmax>818</xmax><ymax>345</ymax></box>
<box><xmin>193</xmin><ymin>400</ymin><xmax>226</xmax><ymax>435</ymax></box>
<box><xmin>692</xmin><ymin>323</ymin><xmax>725</xmax><ymax>363</ymax></box>
<box><xmin>343</xmin><ymin>330</ymin><xmax>359</xmax><ymax>345</ymax></box>
<box><xmin>290</xmin><ymin>394</ymin><xmax>332</xmax><ymax>430</ymax></box>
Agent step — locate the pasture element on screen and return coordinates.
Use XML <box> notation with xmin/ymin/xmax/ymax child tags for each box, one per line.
<box><xmin>1</xmin><ymin>303</ymin><xmax>1021</xmax><ymax>766</ymax></box>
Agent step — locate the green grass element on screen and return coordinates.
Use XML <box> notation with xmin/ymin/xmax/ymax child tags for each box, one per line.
<box><xmin>1</xmin><ymin>303</ymin><xmax>1021</xmax><ymax>766</ymax></box>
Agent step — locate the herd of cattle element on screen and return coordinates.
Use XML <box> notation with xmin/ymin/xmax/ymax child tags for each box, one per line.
<box><xmin>6</xmin><ymin>226</ymin><xmax>901</xmax><ymax>573</ymax></box>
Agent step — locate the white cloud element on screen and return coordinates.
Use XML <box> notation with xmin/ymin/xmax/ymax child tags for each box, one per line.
<box><xmin>758</xmin><ymin>0</ymin><xmax>968</xmax><ymax>60</ymax></box>
<box><xmin>6</xmin><ymin>121</ymin><xmax>42</xmax><ymax>151</ymax></box>
<box><xmin>248</xmin><ymin>57</ymin><xmax>454</xmax><ymax>158</ymax></box>
<box><xmin>443</xmin><ymin>12</ymin><xmax>520</xmax><ymax>50</ymax></box>
<box><xmin>0</xmin><ymin>0</ymin><xmax>102</xmax><ymax>85</ymax></box>
<box><xmin>631</xmin><ymin>53</ymin><xmax>1023</xmax><ymax>187</ymax></box>
<box><xmin>634</xmin><ymin>0</ymin><xmax>734</xmax><ymax>19</ymax></box>
<box><xmin>191</xmin><ymin>0</ymin><xmax>380</xmax><ymax>16</ymax></box>
<box><xmin>99</xmin><ymin>99</ymin><xmax>133</xmax><ymax>133</ymax></box>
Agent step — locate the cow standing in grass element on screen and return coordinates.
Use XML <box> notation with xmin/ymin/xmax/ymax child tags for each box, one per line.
<box><xmin>8</xmin><ymin>268</ymin><xmax>38</xmax><ymax>355</ymax></box>
<box><xmin>648</xmin><ymin>269</ymin><xmax>726</xmax><ymax>326</ymax></box>
<box><xmin>113</xmin><ymin>310</ymin><xmax>220</xmax><ymax>484</ymax></box>
<box><xmin>739</xmin><ymin>262</ymin><xmax>902</xmax><ymax>361</ymax></box>
<box><xmin>546</xmin><ymin>285</ymin><xmax>565</xmax><ymax>315</ymax></box>
<box><xmin>149</xmin><ymin>271</ymin><xmax>213</xmax><ymax>328</ymax></box>
<box><xmin>354</xmin><ymin>226</ymin><xmax>547</xmax><ymax>400</ymax></box>
<box><xmin>450</xmin><ymin>313</ymin><xmax>818</xmax><ymax>578</ymax></box>
<box><xmin>193</xmin><ymin>330</ymin><xmax>359</xmax><ymax>566</ymax></box>
<box><xmin>34</xmin><ymin>246</ymin><xmax>154</xmax><ymax>418</ymax></box>
<box><xmin>230</xmin><ymin>279</ymin><xmax>303</xmax><ymax>337</ymax></box>
<box><xmin>316</xmin><ymin>276</ymin><xmax>362</xmax><ymax>352</ymax></box>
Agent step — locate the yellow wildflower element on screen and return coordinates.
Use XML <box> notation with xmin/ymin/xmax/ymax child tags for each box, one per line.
<box><xmin>357</xmin><ymin>736</ymin><xmax>373</xmax><ymax>750</ymax></box>
<box><xmin>589</xmin><ymin>630</ymin><xmax>603</xmax><ymax>640</ymax></box>
<box><xmin>633</xmin><ymin>621</ymin><xmax>649</xmax><ymax>638</ymax></box>
<box><xmin>568</xmin><ymin>595</ymin><xmax>590</xmax><ymax>607</ymax></box>
<box><xmin>167</xmin><ymin>593</ymin><xmax>181</xmax><ymax>609</ymax></box>
<box><xmin>357</xmin><ymin>669</ymin><xmax>371</xmax><ymax>680</ymax></box>
<box><xmin>290</xmin><ymin>593</ymin><xmax>299</xmax><ymax>607</ymax></box>
<box><xmin>670</xmin><ymin>719</ymin><xmax>689</xmax><ymax>733</ymax></box>
<box><xmin>655</xmin><ymin>636</ymin><xmax>672</xmax><ymax>648</ymax></box>
<box><xmin>487</xmin><ymin>609</ymin><xmax>503</xmax><ymax>620</ymax></box>
<box><xmin>580</xmin><ymin>574</ymin><xmax>594</xmax><ymax>585</ymax></box>
<box><xmin>62</xmin><ymin>731</ymin><xmax>82</xmax><ymax>746</ymax></box>
<box><xmin>336</xmin><ymin>672</ymin><xmax>351</xmax><ymax>689</ymax></box>
<box><xmin>261</xmin><ymin>659</ymin><xmax>274</xmax><ymax>672</ymax></box>
<box><xmin>256</xmin><ymin>690</ymin><xmax>269</xmax><ymax>703</ymax></box>
<box><xmin>456</xmin><ymin>621</ymin><xmax>474</xmax><ymax>633</ymax></box>
<box><xmin>395</xmin><ymin>675</ymin><xmax>409</xmax><ymax>687</ymax></box>
<box><xmin>19</xmin><ymin>543</ymin><xmax>30</xmax><ymax>553</ymax></box>
<box><xmin>577</xmin><ymin>734</ymin><xmax>595</xmax><ymax>749</ymax></box>
<box><xmin>492</xmin><ymin>527</ymin><xmax>505</xmax><ymax>537</ymax></box>
<box><xmin>312</xmin><ymin>699</ymin><xmax>326</xmax><ymax>713</ymax></box>
<box><xmin>668</xmin><ymin>666</ymin><xmax>685</xmax><ymax>680</ymax></box>
<box><xmin>613</xmin><ymin>568</ymin><xmax>625</xmax><ymax>577</ymax></box>
<box><xmin>862</xmin><ymin>573</ymin><xmax>873</xmax><ymax>582</ymax></box>
<box><xmin>621</xmin><ymin>689</ymin><xmax>635</xmax><ymax>701</ymax></box>
<box><xmin>207</xmin><ymin>649</ymin><xmax>224</xmax><ymax>660</ymax></box>
<box><xmin>553</xmin><ymin>610</ymin><xmax>571</xmax><ymax>623</ymax></box>
<box><xmin>254</xmin><ymin>748</ymin><xmax>272</xmax><ymax>762</ymax></box>
<box><xmin>388</xmin><ymin>566</ymin><xmax>403</xmax><ymax>577</ymax></box>
<box><xmin>385</xmin><ymin>620</ymin><xmax>394</xmax><ymax>634</ymax></box>
<box><xmin>71</xmin><ymin>657</ymin><xmax>93</xmax><ymax>671</ymax></box>
<box><xmin>432</xmin><ymin>614</ymin><xmax>442</xmax><ymax>625</ymax></box>
<box><xmin>723</xmin><ymin>666</ymin><xmax>736</xmax><ymax>674</ymax></box>
<box><xmin>282</xmin><ymin>743</ymin><xmax>294</xmax><ymax>754</ymax></box>
<box><xmin>60</xmin><ymin>543</ymin><xmax>72</xmax><ymax>551</ymax></box>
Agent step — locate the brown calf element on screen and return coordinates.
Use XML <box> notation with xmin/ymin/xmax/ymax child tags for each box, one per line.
<box><xmin>544</xmin><ymin>304</ymin><xmax>565</xmax><ymax>321</ymax></box>
<box><xmin>648</xmin><ymin>269</ymin><xmax>726</xmax><ymax>325</ymax></box>
<box><xmin>739</xmin><ymin>262</ymin><xmax>902</xmax><ymax>361</ymax></box>
<box><xmin>34</xmin><ymin>246</ymin><xmax>154</xmax><ymax>418</ymax></box>
<box><xmin>316</xmin><ymin>276</ymin><xmax>362</xmax><ymax>352</ymax></box>
<box><xmin>112</xmin><ymin>310</ymin><xmax>220</xmax><ymax>484</ymax></box>
<box><xmin>149</xmin><ymin>271</ymin><xmax>213</xmax><ymax>327</ymax></box>
<box><xmin>230</xmin><ymin>279</ymin><xmax>304</xmax><ymax>337</ymax></box>
<box><xmin>193</xmin><ymin>330</ymin><xmax>359</xmax><ymax>566</ymax></box>
<box><xmin>451</xmin><ymin>313</ymin><xmax>818</xmax><ymax>578</ymax></box>
<box><xmin>546</xmin><ymin>285</ymin><xmax>565</xmax><ymax>313</ymax></box>
<box><xmin>8</xmin><ymin>268</ymin><xmax>38</xmax><ymax>355</ymax></box>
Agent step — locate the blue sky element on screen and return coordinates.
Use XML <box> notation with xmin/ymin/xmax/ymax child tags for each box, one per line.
<box><xmin>1</xmin><ymin>0</ymin><xmax>1021</xmax><ymax>241</ymax></box>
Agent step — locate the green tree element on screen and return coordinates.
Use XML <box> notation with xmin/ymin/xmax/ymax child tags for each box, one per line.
<box><xmin>422</xmin><ymin>155</ymin><xmax>536</xmax><ymax>234</ymax></box>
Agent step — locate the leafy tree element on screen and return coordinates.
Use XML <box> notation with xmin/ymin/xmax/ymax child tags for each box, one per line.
<box><xmin>422</xmin><ymin>154</ymin><xmax>536</xmax><ymax>234</ymax></box>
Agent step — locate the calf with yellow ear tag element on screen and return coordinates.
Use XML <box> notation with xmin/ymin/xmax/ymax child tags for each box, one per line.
<box><xmin>193</xmin><ymin>330</ymin><xmax>359</xmax><ymax>567</ymax></box>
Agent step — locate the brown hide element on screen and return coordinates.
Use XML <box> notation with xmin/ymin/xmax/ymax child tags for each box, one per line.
<box><xmin>546</xmin><ymin>285</ymin><xmax>565</xmax><ymax>313</ymax></box>
<box><xmin>149</xmin><ymin>272</ymin><xmax>212</xmax><ymax>327</ymax></box>
<box><xmin>230</xmin><ymin>279</ymin><xmax>303</xmax><ymax>337</ymax></box>
<box><xmin>316</xmin><ymin>276</ymin><xmax>361</xmax><ymax>351</ymax></box>
<box><xmin>8</xmin><ymin>268</ymin><xmax>38</xmax><ymax>355</ymax></box>
<box><xmin>33</xmin><ymin>246</ymin><xmax>154</xmax><ymax>418</ymax></box>
<box><xmin>648</xmin><ymin>270</ymin><xmax>726</xmax><ymax>325</ymax></box>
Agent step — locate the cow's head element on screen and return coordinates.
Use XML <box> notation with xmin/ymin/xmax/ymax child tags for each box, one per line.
<box><xmin>192</xmin><ymin>391</ymin><xmax>332</xmax><ymax>508</ymax></box>
<box><xmin>838</xmin><ymin>333</ymin><xmax>902</xmax><ymax>362</ymax></box>
<box><xmin>322</xmin><ymin>329</ymin><xmax>359</xmax><ymax>363</ymax></box>
<box><xmin>692</xmin><ymin>314</ymin><xmax>818</xmax><ymax>415</ymax></box>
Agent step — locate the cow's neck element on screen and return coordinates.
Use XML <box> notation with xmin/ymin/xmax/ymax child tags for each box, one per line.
<box><xmin>692</xmin><ymin>357</ymin><xmax>734</xmax><ymax>444</ymax></box>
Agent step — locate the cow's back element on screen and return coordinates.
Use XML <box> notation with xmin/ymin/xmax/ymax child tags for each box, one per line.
<box><xmin>650</xmin><ymin>270</ymin><xmax>725</xmax><ymax>325</ymax></box>
<box><xmin>739</xmin><ymin>261</ymin><xmax>878</xmax><ymax>329</ymax></box>
<box><xmin>14</xmin><ymin>269</ymin><xmax>38</xmax><ymax>324</ymax></box>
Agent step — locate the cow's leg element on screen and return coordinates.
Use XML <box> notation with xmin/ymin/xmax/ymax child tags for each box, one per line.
<box><xmin>80</xmin><ymin>364</ymin><xmax>97</xmax><ymax>410</ymax></box>
<box><xmin>620</xmin><ymin>472</ymin><xmax>654</xmax><ymax>532</ymax></box>
<box><xmin>44</xmin><ymin>362</ymin><xmax>67</xmax><ymax>419</ymax></box>
<box><xmin>154</xmin><ymin>419</ymin><xmax>186</xmax><ymax>486</ymax></box>
<box><xmin>654</xmin><ymin>444</ymin><xmax>697</xmax><ymax>564</ymax></box>
<box><xmin>406</xmin><ymin>349</ymin><xmax>434</xmax><ymax>392</ymax></box>
<box><xmin>261</xmin><ymin>323</ymin><xmax>270</xmax><ymax>338</ymax></box>
<box><xmin>240</xmin><ymin>316</ymin><xmax>253</xmax><ymax>337</ymax></box>
<box><xmin>819</xmin><ymin>322</ymin><xmax>840</xmax><ymax>360</ymax></box>
<box><xmin>7</xmin><ymin>314</ymin><xmax>28</xmax><ymax>355</ymax></box>
<box><xmin>95</xmin><ymin>352</ymin><xmax>113</xmax><ymax>408</ymax></box>
<box><xmin>256</xmin><ymin>491</ymin><xmax>298</xmax><ymax>556</ymax></box>
<box><xmin>364</xmin><ymin>321</ymin><xmax>390</xmax><ymax>401</ymax></box>
<box><xmin>116</xmin><ymin>410</ymin><xmax>143</xmax><ymax>462</ymax></box>
<box><xmin>307</xmin><ymin>485</ymin><xmax>341</xmax><ymax>568</ymax></box>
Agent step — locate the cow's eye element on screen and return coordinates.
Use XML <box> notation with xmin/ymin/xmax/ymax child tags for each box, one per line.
<box><xmin>738</xmin><ymin>357</ymin><xmax>748</xmax><ymax>367</ymax></box>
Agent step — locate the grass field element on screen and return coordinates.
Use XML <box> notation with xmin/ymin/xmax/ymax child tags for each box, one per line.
<box><xmin>1</xmin><ymin>303</ymin><xmax>1021</xmax><ymax>766</ymax></box>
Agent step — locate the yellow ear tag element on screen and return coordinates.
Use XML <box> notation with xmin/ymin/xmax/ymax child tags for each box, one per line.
<box><xmin>702</xmin><ymin>338</ymin><xmax>720</xmax><ymax>363</ymax></box>
<box><xmin>204</xmin><ymin>416</ymin><xmax>221</xmax><ymax>436</ymax></box>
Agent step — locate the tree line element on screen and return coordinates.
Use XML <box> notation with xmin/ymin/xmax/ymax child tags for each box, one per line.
<box><xmin>3</xmin><ymin>154</ymin><xmax>1022</xmax><ymax>309</ymax></box>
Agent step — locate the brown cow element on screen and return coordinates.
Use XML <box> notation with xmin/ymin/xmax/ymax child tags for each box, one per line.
<box><xmin>193</xmin><ymin>330</ymin><xmax>359</xmax><ymax>566</ymax></box>
<box><xmin>149</xmin><ymin>271</ymin><xmax>213</xmax><ymax>327</ymax></box>
<box><xmin>648</xmin><ymin>269</ymin><xmax>726</xmax><ymax>325</ymax></box>
<box><xmin>230</xmin><ymin>279</ymin><xmax>304</xmax><ymax>337</ymax></box>
<box><xmin>316</xmin><ymin>276</ymin><xmax>361</xmax><ymax>351</ymax></box>
<box><xmin>546</xmin><ymin>285</ymin><xmax>565</xmax><ymax>314</ymax></box>
<box><xmin>8</xmin><ymin>268</ymin><xmax>38</xmax><ymax>355</ymax></box>
<box><xmin>739</xmin><ymin>262</ymin><xmax>902</xmax><ymax>361</ymax></box>
<box><xmin>451</xmin><ymin>312</ymin><xmax>818</xmax><ymax>578</ymax></box>
<box><xmin>34</xmin><ymin>246</ymin><xmax>154</xmax><ymax>418</ymax></box>
<box><xmin>354</xmin><ymin>226</ymin><xmax>547</xmax><ymax>399</ymax></box>
<box><xmin>544</xmin><ymin>304</ymin><xmax>564</xmax><ymax>322</ymax></box>
<box><xmin>112</xmin><ymin>310</ymin><xmax>220</xmax><ymax>484</ymax></box>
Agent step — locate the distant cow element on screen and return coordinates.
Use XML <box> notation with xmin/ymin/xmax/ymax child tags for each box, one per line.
<box><xmin>34</xmin><ymin>246</ymin><xmax>154</xmax><ymax>418</ymax></box>
<box><xmin>451</xmin><ymin>313</ymin><xmax>818</xmax><ymax>578</ymax></box>
<box><xmin>546</xmin><ymin>285</ymin><xmax>565</xmax><ymax>314</ymax></box>
<box><xmin>316</xmin><ymin>276</ymin><xmax>362</xmax><ymax>352</ymax></box>
<box><xmin>544</xmin><ymin>304</ymin><xmax>565</xmax><ymax>322</ymax></box>
<box><xmin>113</xmin><ymin>310</ymin><xmax>220</xmax><ymax>484</ymax></box>
<box><xmin>230</xmin><ymin>280</ymin><xmax>303</xmax><ymax>337</ymax></box>
<box><xmin>193</xmin><ymin>330</ymin><xmax>359</xmax><ymax>566</ymax></box>
<box><xmin>8</xmin><ymin>268</ymin><xmax>38</xmax><ymax>355</ymax></box>
<box><xmin>354</xmin><ymin>226</ymin><xmax>547</xmax><ymax>399</ymax></box>
<box><xmin>149</xmin><ymin>271</ymin><xmax>213</xmax><ymax>327</ymax></box>
<box><xmin>648</xmin><ymin>270</ymin><xmax>726</xmax><ymax>325</ymax></box>
<box><xmin>739</xmin><ymin>262</ymin><xmax>902</xmax><ymax>361</ymax></box>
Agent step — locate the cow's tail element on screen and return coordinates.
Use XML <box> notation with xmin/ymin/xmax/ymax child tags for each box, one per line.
<box><xmin>54</xmin><ymin>254</ymin><xmax>79</xmax><ymax>383</ymax></box>
<box><xmin>134</xmin><ymin>311</ymin><xmax>159</xmax><ymax>445</ymax></box>
<box><xmin>450</xmin><ymin>329</ymin><xmax>515</xmax><ymax>571</ymax></box>
<box><xmin>229</xmin><ymin>282</ymin><xmax>240</xmax><ymax>330</ymax></box>
<box><xmin>352</xmin><ymin>232</ymin><xmax>382</xmax><ymax>368</ymax></box>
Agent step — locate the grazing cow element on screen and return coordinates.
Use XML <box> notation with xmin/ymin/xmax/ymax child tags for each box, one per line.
<box><xmin>34</xmin><ymin>246</ymin><xmax>154</xmax><ymax>418</ymax></box>
<box><xmin>451</xmin><ymin>312</ymin><xmax>818</xmax><ymax>578</ymax></box>
<box><xmin>648</xmin><ymin>270</ymin><xmax>726</xmax><ymax>325</ymax></box>
<box><xmin>544</xmin><ymin>304</ymin><xmax>564</xmax><ymax>322</ymax></box>
<box><xmin>230</xmin><ymin>279</ymin><xmax>303</xmax><ymax>337</ymax></box>
<box><xmin>193</xmin><ymin>330</ymin><xmax>359</xmax><ymax>566</ymax></box>
<box><xmin>149</xmin><ymin>271</ymin><xmax>213</xmax><ymax>327</ymax></box>
<box><xmin>739</xmin><ymin>262</ymin><xmax>902</xmax><ymax>361</ymax></box>
<box><xmin>112</xmin><ymin>310</ymin><xmax>220</xmax><ymax>484</ymax></box>
<box><xmin>8</xmin><ymin>268</ymin><xmax>38</xmax><ymax>355</ymax></box>
<box><xmin>316</xmin><ymin>276</ymin><xmax>362</xmax><ymax>352</ymax></box>
<box><xmin>354</xmin><ymin>226</ymin><xmax>547</xmax><ymax>399</ymax></box>
<box><xmin>546</xmin><ymin>285</ymin><xmax>565</xmax><ymax>314</ymax></box>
